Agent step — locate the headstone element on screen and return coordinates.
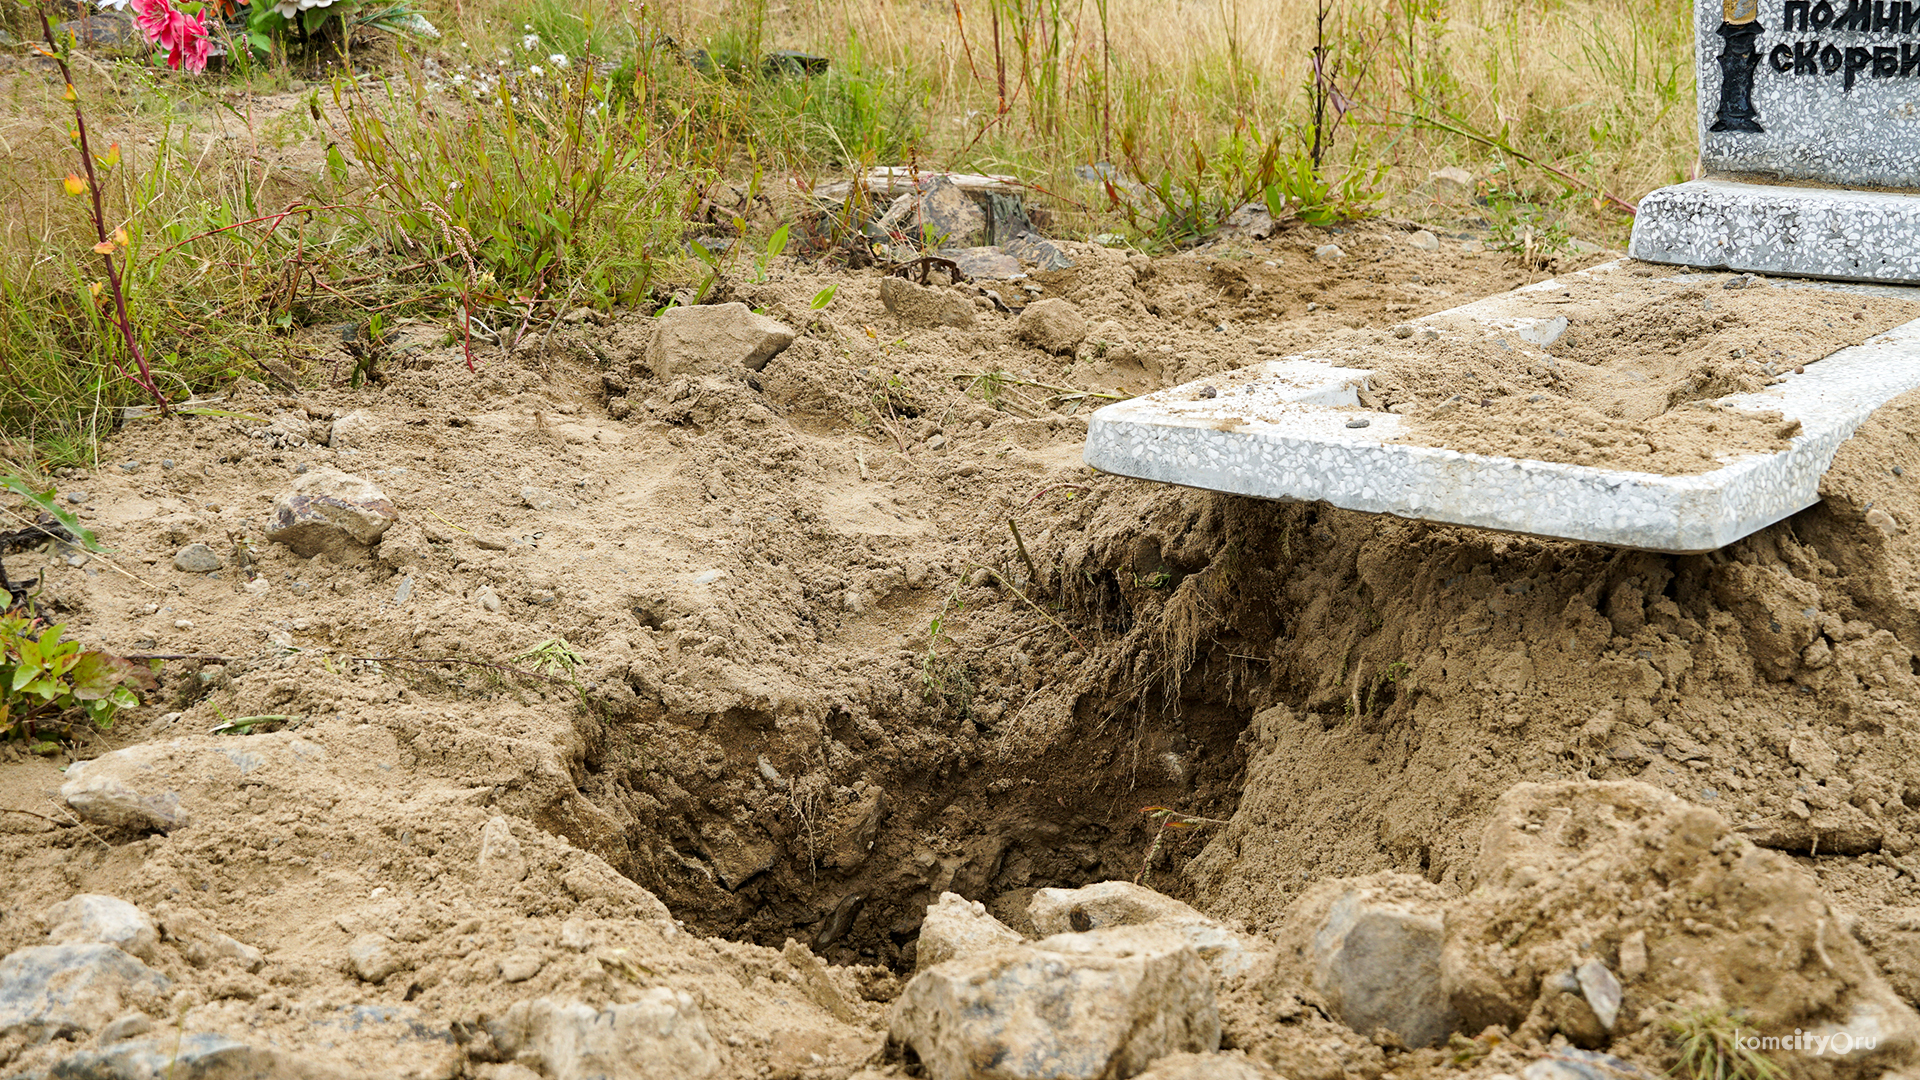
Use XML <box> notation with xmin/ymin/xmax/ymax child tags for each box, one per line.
<box><xmin>1630</xmin><ymin>0</ymin><xmax>1920</xmax><ymax>281</ymax></box>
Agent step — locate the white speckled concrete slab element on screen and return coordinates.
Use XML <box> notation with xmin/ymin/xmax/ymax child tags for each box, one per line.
<box><xmin>1630</xmin><ymin>180</ymin><xmax>1920</xmax><ymax>284</ymax></box>
<box><xmin>1083</xmin><ymin>271</ymin><xmax>1920</xmax><ymax>553</ymax></box>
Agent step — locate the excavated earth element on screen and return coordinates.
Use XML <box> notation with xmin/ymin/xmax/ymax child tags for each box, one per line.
<box><xmin>7</xmin><ymin>222</ymin><xmax>1920</xmax><ymax>1079</ymax></box>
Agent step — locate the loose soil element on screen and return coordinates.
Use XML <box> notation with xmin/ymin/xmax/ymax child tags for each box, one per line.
<box><xmin>8</xmin><ymin>216</ymin><xmax>1920</xmax><ymax>1080</ymax></box>
<box><xmin>1284</xmin><ymin>266</ymin><xmax>1920</xmax><ymax>474</ymax></box>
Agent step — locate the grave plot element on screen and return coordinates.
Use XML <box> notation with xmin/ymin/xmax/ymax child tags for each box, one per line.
<box><xmin>1088</xmin><ymin>0</ymin><xmax>1920</xmax><ymax>550</ymax></box>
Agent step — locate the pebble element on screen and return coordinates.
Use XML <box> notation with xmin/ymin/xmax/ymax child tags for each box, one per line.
<box><xmin>1723</xmin><ymin>274</ymin><xmax>1751</xmax><ymax>289</ymax></box>
<box><xmin>1346</xmin><ymin>419</ymin><xmax>1371</xmax><ymax>429</ymax></box>
<box><xmin>475</xmin><ymin>586</ymin><xmax>501</xmax><ymax>613</ymax></box>
<box><xmin>171</xmin><ymin>544</ymin><xmax>223</xmax><ymax>574</ymax></box>
<box><xmin>926</xmin><ymin>434</ymin><xmax>949</xmax><ymax>451</ymax></box>
<box><xmin>1392</xmin><ymin>324</ymin><xmax>1414</xmax><ymax>339</ymax></box>
<box><xmin>1196</xmin><ymin>386</ymin><xmax>1218</xmax><ymax>399</ymax></box>
<box><xmin>1313</xmin><ymin>244</ymin><xmax>1346</xmax><ymax>261</ymax></box>
<box><xmin>161</xmin><ymin>460</ymin><xmax>174</xmax><ymax>470</ymax></box>
<box><xmin>65</xmin><ymin>491</ymin><xmax>87</xmax><ymax>505</ymax></box>
<box><xmin>1408</xmin><ymin>230</ymin><xmax>1440</xmax><ymax>251</ymax></box>
<box><xmin>393</xmin><ymin>576</ymin><xmax>413</xmax><ymax>605</ymax></box>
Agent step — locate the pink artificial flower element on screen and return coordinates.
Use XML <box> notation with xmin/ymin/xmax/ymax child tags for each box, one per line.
<box><xmin>130</xmin><ymin>0</ymin><xmax>212</xmax><ymax>72</ymax></box>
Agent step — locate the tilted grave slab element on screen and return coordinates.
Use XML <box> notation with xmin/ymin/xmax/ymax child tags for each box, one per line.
<box><xmin>1086</xmin><ymin>0</ymin><xmax>1920</xmax><ymax>550</ymax></box>
<box><xmin>1083</xmin><ymin>266</ymin><xmax>1920</xmax><ymax>553</ymax></box>
<box><xmin>1629</xmin><ymin>0</ymin><xmax>1920</xmax><ymax>282</ymax></box>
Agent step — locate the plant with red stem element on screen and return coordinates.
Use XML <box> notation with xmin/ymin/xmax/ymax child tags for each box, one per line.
<box><xmin>35</xmin><ymin>3</ymin><xmax>171</xmax><ymax>414</ymax></box>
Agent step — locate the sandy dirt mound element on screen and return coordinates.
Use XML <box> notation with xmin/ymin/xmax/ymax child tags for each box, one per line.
<box><xmin>6</xmin><ymin>224</ymin><xmax>1920</xmax><ymax>1079</ymax></box>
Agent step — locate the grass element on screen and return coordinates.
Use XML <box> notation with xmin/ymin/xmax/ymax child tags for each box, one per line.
<box><xmin>1667</xmin><ymin>1007</ymin><xmax>1781</xmax><ymax>1080</ymax></box>
<box><xmin>0</xmin><ymin>0</ymin><xmax>1696</xmax><ymax>461</ymax></box>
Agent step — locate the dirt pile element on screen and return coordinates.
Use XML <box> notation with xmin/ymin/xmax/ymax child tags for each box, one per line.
<box><xmin>5</xmin><ymin>225</ymin><xmax>1920</xmax><ymax>1079</ymax></box>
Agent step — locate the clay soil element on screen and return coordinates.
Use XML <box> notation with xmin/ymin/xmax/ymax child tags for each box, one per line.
<box><xmin>10</xmin><ymin>213</ymin><xmax>1920</xmax><ymax>1080</ymax></box>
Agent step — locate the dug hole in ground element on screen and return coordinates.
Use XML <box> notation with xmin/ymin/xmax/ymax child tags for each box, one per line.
<box><xmin>6</xmin><ymin>225</ymin><xmax>1920</xmax><ymax>1080</ymax></box>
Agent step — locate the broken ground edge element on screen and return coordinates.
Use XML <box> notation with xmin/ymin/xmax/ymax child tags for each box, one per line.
<box><xmin>1083</xmin><ymin>295</ymin><xmax>1920</xmax><ymax>554</ymax></box>
<box><xmin>1630</xmin><ymin>179</ymin><xmax>1920</xmax><ymax>285</ymax></box>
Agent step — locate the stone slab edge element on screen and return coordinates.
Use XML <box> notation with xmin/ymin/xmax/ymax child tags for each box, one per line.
<box><xmin>1083</xmin><ymin>283</ymin><xmax>1920</xmax><ymax>553</ymax></box>
<box><xmin>1630</xmin><ymin>179</ymin><xmax>1920</xmax><ymax>284</ymax></box>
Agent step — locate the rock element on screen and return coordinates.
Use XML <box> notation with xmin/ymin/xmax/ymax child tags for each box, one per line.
<box><xmin>59</xmin><ymin>759</ymin><xmax>188</xmax><ymax>834</ymax></box>
<box><xmin>1313</xmin><ymin>243</ymin><xmax>1346</xmax><ymax>261</ymax></box>
<box><xmin>153</xmin><ymin>905</ymin><xmax>264</xmax><ymax>972</ymax></box>
<box><xmin>1002</xmin><ymin>231</ymin><xmax>1074</xmax><ymax>271</ymax></box>
<box><xmin>500</xmin><ymin>953</ymin><xmax>546</xmax><ymax>982</ymax></box>
<box><xmin>1409</xmin><ymin>229</ymin><xmax>1441</xmax><ymax>251</ymax></box>
<box><xmin>890</xmin><ymin>925</ymin><xmax>1220</xmax><ymax>1080</ymax></box>
<box><xmin>925</xmin><ymin>434</ymin><xmax>948</xmax><ymax>452</ymax></box>
<box><xmin>1522</xmin><ymin>1048</ymin><xmax>1652</xmax><ymax>1080</ymax></box>
<box><xmin>916</xmin><ymin>892</ymin><xmax>1024</xmax><ymax>972</ymax></box>
<box><xmin>1868</xmin><ymin>508</ymin><xmax>1899</xmax><ymax>535</ymax></box>
<box><xmin>915</xmin><ymin>175</ymin><xmax>989</xmax><ymax>248</ymax></box>
<box><xmin>40</xmin><ymin>1032</ymin><xmax>348</xmax><ymax>1080</ymax></box>
<box><xmin>97</xmin><ymin>1011</ymin><xmax>152</xmax><ymax>1045</ymax></box>
<box><xmin>478</xmin><ymin>816</ymin><xmax>528</xmax><ymax>884</ymax></box>
<box><xmin>1219</xmin><ymin>202</ymin><xmax>1277</xmax><ymax>241</ymax></box>
<box><xmin>781</xmin><ymin>938</ymin><xmax>859</xmax><ymax>1024</ymax></box>
<box><xmin>347</xmin><ymin>933</ymin><xmax>402</xmax><ymax>984</ymax></box>
<box><xmin>46</xmin><ymin>896</ymin><xmax>158</xmax><ymax>962</ymax></box>
<box><xmin>1430</xmin><ymin>166</ymin><xmax>1474</xmax><ymax>188</ymax></box>
<box><xmin>1135</xmin><ymin>1051</ymin><xmax>1285</xmax><ymax>1080</ymax></box>
<box><xmin>51</xmin><ymin>12</ymin><xmax>143</xmax><ymax>51</ymax></box>
<box><xmin>879</xmin><ymin>277</ymin><xmax>976</xmax><ymax>329</ymax></box>
<box><xmin>1274</xmin><ymin>872</ymin><xmax>1458</xmax><ymax>1048</ymax></box>
<box><xmin>1029</xmin><ymin>880</ymin><xmax>1270</xmax><ymax>981</ymax></box>
<box><xmin>264</xmin><ymin>468</ymin><xmax>397</xmax><ymax>559</ymax></box>
<box><xmin>476</xmin><ymin>586</ymin><xmax>502</xmax><ymax>612</ymax></box>
<box><xmin>170</xmin><ymin>544</ymin><xmax>223</xmax><ymax>574</ymax></box>
<box><xmin>327</xmin><ymin>409</ymin><xmax>379</xmax><ymax>449</ymax></box>
<box><xmin>1016</xmin><ymin>298</ymin><xmax>1089</xmax><ymax>357</ymax></box>
<box><xmin>559</xmin><ymin>857</ymin><xmax>673</xmax><ymax>921</ymax></box>
<box><xmin>1445</xmin><ymin>780</ymin><xmax>1920</xmax><ymax>1060</ymax></box>
<box><xmin>942</xmin><ymin>247</ymin><xmax>1026</xmax><ymax>280</ymax></box>
<box><xmin>0</xmin><ymin>944</ymin><xmax>170</xmax><ymax>1040</ymax></box>
<box><xmin>644</xmin><ymin>303</ymin><xmax>795</xmax><ymax>379</ymax></box>
<box><xmin>1515</xmin><ymin>316</ymin><xmax>1570</xmax><ymax>348</ymax></box>
<box><xmin>488</xmin><ymin>990</ymin><xmax>722</xmax><ymax>1080</ymax></box>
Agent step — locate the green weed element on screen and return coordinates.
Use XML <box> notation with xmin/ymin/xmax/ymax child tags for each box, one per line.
<box><xmin>1667</xmin><ymin>1007</ymin><xmax>1780</xmax><ymax>1080</ymax></box>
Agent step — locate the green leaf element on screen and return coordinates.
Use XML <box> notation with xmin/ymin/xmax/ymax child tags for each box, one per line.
<box><xmin>10</xmin><ymin>664</ymin><xmax>35</xmax><ymax>694</ymax></box>
<box><xmin>0</xmin><ymin>477</ymin><xmax>106</xmax><ymax>553</ymax></box>
<box><xmin>809</xmin><ymin>284</ymin><xmax>837</xmax><ymax>310</ymax></box>
<box><xmin>764</xmin><ymin>223</ymin><xmax>790</xmax><ymax>261</ymax></box>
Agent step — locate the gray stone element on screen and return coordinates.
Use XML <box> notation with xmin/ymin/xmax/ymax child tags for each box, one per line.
<box><xmin>60</xmin><ymin>758</ymin><xmax>189</xmax><ymax>834</ymax></box>
<box><xmin>1515</xmin><ymin>316</ymin><xmax>1570</xmax><ymax>348</ymax></box>
<box><xmin>1002</xmin><ymin>231</ymin><xmax>1074</xmax><ymax>271</ymax></box>
<box><xmin>46</xmin><ymin>896</ymin><xmax>158</xmax><ymax>962</ymax></box>
<box><xmin>644</xmin><ymin>303</ymin><xmax>795</xmax><ymax>379</ymax></box>
<box><xmin>1290</xmin><ymin>874</ymin><xmax>1458</xmax><ymax>1048</ymax></box>
<box><xmin>475</xmin><ymin>586</ymin><xmax>502</xmax><ymax>613</ymax></box>
<box><xmin>942</xmin><ymin>247</ymin><xmax>1027</xmax><ymax>280</ymax></box>
<box><xmin>96</xmin><ymin>1012</ymin><xmax>152</xmax><ymax>1045</ymax></box>
<box><xmin>478</xmin><ymin>816</ymin><xmax>528</xmax><ymax>884</ymax></box>
<box><xmin>1016</xmin><ymin>298</ymin><xmax>1089</xmax><ymax>357</ymax></box>
<box><xmin>916</xmin><ymin>892</ymin><xmax>1024</xmax><ymax>972</ymax></box>
<box><xmin>1408</xmin><ymin>229</ymin><xmax>1442</xmax><ymax>251</ymax></box>
<box><xmin>327</xmin><ymin>409</ymin><xmax>379</xmax><ymax>449</ymax></box>
<box><xmin>879</xmin><ymin>277</ymin><xmax>976</xmax><ymax>329</ymax></box>
<box><xmin>890</xmin><ymin>925</ymin><xmax>1220</xmax><ymax>1080</ymax></box>
<box><xmin>1522</xmin><ymin>1048</ymin><xmax>1652</xmax><ymax>1080</ymax></box>
<box><xmin>1218</xmin><ymin>203</ymin><xmax>1277</xmax><ymax>241</ymax></box>
<box><xmin>1313</xmin><ymin>244</ymin><xmax>1346</xmax><ymax>261</ymax></box>
<box><xmin>264</xmin><ymin>469</ymin><xmax>397</xmax><ymax>559</ymax></box>
<box><xmin>1575</xmin><ymin>959</ymin><xmax>1623</xmax><ymax>1030</ymax></box>
<box><xmin>915</xmin><ymin>175</ymin><xmax>989</xmax><ymax>249</ymax></box>
<box><xmin>0</xmin><ymin>944</ymin><xmax>170</xmax><ymax>1040</ymax></box>
<box><xmin>347</xmin><ymin>933</ymin><xmax>402</xmax><ymax>984</ymax></box>
<box><xmin>43</xmin><ymin>1032</ymin><xmax>348</xmax><ymax>1079</ymax></box>
<box><xmin>171</xmin><ymin>544</ymin><xmax>223</xmax><ymax>574</ymax></box>
<box><xmin>487</xmin><ymin>990</ymin><xmax>722</xmax><ymax>1080</ymax></box>
<box><xmin>1028</xmin><ymin>880</ymin><xmax>1270</xmax><ymax>981</ymax></box>
<box><xmin>1630</xmin><ymin>180</ymin><xmax>1920</xmax><ymax>285</ymax></box>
